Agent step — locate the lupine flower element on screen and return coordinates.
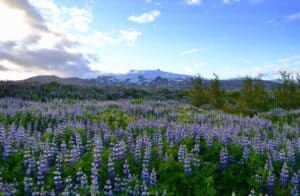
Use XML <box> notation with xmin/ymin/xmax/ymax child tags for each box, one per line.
<box><xmin>63</xmin><ymin>176</ymin><xmax>74</xmax><ymax>195</ymax></box>
<box><xmin>54</xmin><ymin>170</ymin><xmax>63</xmax><ymax>193</ymax></box>
<box><xmin>150</xmin><ymin>168</ymin><xmax>157</xmax><ymax>187</ymax></box>
<box><xmin>123</xmin><ymin>159</ymin><xmax>131</xmax><ymax>178</ymax></box>
<box><xmin>113</xmin><ymin>176</ymin><xmax>121</xmax><ymax>193</ymax></box>
<box><xmin>266</xmin><ymin>170</ymin><xmax>275</xmax><ymax>196</ymax></box>
<box><xmin>141</xmin><ymin>164</ymin><xmax>150</xmax><ymax>184</ymax></box>
<box><xmin>141</xmin><ymin>182</ymin><xmax>148</xmax><ymax>196</ymax></box>
<box><xmin>178</xmin><ymin>145</ymin><xmax>186</xmax><ymax>163</ymax></box>
<box><xmin>184</xmin><ymin>154</ymin><xmax>192</xmax><ymax>177</ymax></box>
<box><xmin>108</xmin><ymin>154</ymin><xmax>115</xmax><ymax>183</ymax></box>
<box><xmin>220</xmin><ymin>147</ymin><xmax>229</xmax><ymax>170</ymax></box>
<box><xmin>104</xmin><ymin>180</ymin><xmax>113</xmax><ymax>196</ymax></box>
<box><xmin>280</xmin><ymin>162</ymin><xmax>289</xmax><ymax>187</ymax></box>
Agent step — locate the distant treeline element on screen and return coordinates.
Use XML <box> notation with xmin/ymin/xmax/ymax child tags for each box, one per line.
<box><xmin>0</xmin><ymin>81</ymin><xmax>188</xmax><ymax>101</ymax></box>
<box><xmin>189</xmin><ymin>72</ymin><xmax>300</xmax><ymax>115</ymax></box>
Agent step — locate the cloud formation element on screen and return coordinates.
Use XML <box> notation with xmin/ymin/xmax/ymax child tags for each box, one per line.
<box><xmin>0</xmin><ymin>0</ymin><xmax>100</xmax><ymax>78</ymax></box>
<box><xmin>120</xmin><ymin>29</ymin><xmax>142</xmax><ymax>46</ymax></box>
<box><xmin>180</xmin><ymin>49</ymin><xmax>201</xmax><ymax>56</ymax></box>
<box><xmin>223</xmin><ymin>0</ymin><xmax>240</xmax><ymax>4</ymax></box>
<box><xmin>185</xmin><ymin>0</ymin><xmax>202</xmax><ymax>6</ymax></box>
<box><xmin>128</xmin><ymin>10</ymin><xmax>160</xmax><ymax>24</ymax></box>
<box><xmin>0</xmin><ymin>39</ymin><xmax>96</xmax><ymax>78</ymax></box>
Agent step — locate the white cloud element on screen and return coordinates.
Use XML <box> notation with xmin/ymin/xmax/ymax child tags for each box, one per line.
<box><xmin>223</xmin><ymin>0</ymin><xmax>240</xmax><ymax>4</ymax></box>
<box><xmin>185</xmin><ymin>0</ymin><xmax>202</xmax><ymax>6</ymax></box>
<box><xmin>29</xmin><ymin>0</ymin><xmax>92</xmax><ymax>33</ymax></box>
<box><xmin>0</xmin><ymin>2</ymin><xmax>33</xmax><ymax>41</ymax></box>
<box><xmin>120</xmin><ymin>29</ymin><xmax>142</xmax><ymax>46</ymax></box>
<box><xmin>286</xmin><ymin>12</ymin><xmax>300</xmax><ymax>21</ymax></box>
<box><xmin>78</xmin><ymin>32</ymin><xmax>118</xmax><ymax>48</ymax></box>
<box><xmin>180</xmin><ymin>48</ymin><xmax>201</xmax><ymax>56</ymax></box>
<box><xmin>235</xmin><ymin>55</ymin><xmax>300</xmax><ymax>79</ymax></box>
<box><xmin>128</xmin><ymin>10</ymin><xmax>160</xmax><ymax>24</ymax></box>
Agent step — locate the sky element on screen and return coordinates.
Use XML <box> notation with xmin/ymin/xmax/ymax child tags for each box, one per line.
<box><xmin>0</xmin><ymin>0</ymin><xmax>300</xmax><ymax>80</ymax></box>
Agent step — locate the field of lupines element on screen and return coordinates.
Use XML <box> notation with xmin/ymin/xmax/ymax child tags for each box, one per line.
<box><xmin>0</xmin><ymin>98</ymin><xmax>299</xmax><ymax>195</ymax></box>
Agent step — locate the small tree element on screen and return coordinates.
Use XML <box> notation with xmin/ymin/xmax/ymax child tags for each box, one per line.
<box><xmin>238</xmin><ymin>76</ymin><xmax>268</xmax><ymax>115</ymax></box>
<box><xmin>189</xmin><ymin>74</ymin><xmax>209</xmax><ymax>107</ymax></box>
<box><xmin>273</xmin><ymin>71</ymin><xmax>300</xmax><ymax>109</ymax></box>
<box><xmin>208</xmin><ymin>74</ymin><xmax>225</xmax><ymax>109</ymax></box>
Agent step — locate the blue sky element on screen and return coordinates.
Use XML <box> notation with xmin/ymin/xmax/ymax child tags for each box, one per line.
<box><xmin>0</xmin><ymin>0</ymin><xmax>299</xmax><ymax>80</ymax></box>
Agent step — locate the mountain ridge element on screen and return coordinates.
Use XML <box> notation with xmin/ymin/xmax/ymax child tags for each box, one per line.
<box><xmin>3</xmin><ymin>69</ymin><xmax>278</xmax><ymax>90</ymax></box>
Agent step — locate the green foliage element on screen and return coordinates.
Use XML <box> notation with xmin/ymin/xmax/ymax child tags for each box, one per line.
<box><xmin>237</xmin><ymin>77</ymin><xmax>269</xmax><ymax>115</ymax></box>
<box><xmin>189</xmin><ymin>72</ymin><xmax>300</xmax><ymax>116</ymax></box>
<box><xmin>208</xmin><ymin>74</ymin><xmax>225</xmax><ymax>109</ymax></box>
<box><xmin>178</xmin><ymin>107</ymin><xmax>194</xmax><ymax>124</ymax></box>
<box><xmin>189</xmin><ymin>75</ymin><xmax>209</xmax><ymax>107</ymax></box>
<box><xmin>273</xmin><ymin>71</ymin><xmax>300</xmax><ymax>109</ymax></box>
<box><xmin>189</xmin><ymin>74</ymin><xmax>225</xmax><ymax>109</ymax></box>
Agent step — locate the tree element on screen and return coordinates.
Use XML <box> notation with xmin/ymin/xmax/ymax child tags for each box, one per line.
<box><xmin>189</xmin><ymin>74</ymin><xmax>209</xmax><ymax>107</ymax></box>
<box><xmin>273</xmin><ymin>71</ymin><xmax>300</xmax><ymax>109</ymax></box>
<box><xmin>238</xmin><ymin>76</ymin><xmax>268</xmax><ymax>115</ymax></box>
<box><xmin>208</xmin><ymin>74</ymin><xmax>225</xmax><ymax>109</ymax></box>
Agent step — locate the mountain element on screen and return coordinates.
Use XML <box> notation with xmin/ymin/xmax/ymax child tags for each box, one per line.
<box><xmin>23</xmin><ymin>75</ymin><xmax>95</xmax><ymax>86</ymax></box>
<box><xmin>17</xmin><ymin>69</ymin><xmax>278</xmax><ymax>90</ymax></box>
<box><xmin>101</xmin><ymin>69</ymin><xmax>191</xmax><ymax>82</ymax></box>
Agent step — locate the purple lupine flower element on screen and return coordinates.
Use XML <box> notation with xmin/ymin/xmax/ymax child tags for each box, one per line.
<box><xmin>75</xmin><ymin>168</ymin><xmax>88</xmax><ymax>190</ymax></box>
<box><xmin>291</xmin><ymin>184</ymin><xmax>299</xmax><ymax>196</ymax></box>
<box><xmin>104</xmin><ymin>180</ymin><xmax>113</xmax><ymax>196</ymax></box>
<box><xmin>178</xmin><ymin>145</ymin><xmax>186</xmax><ymax>164</ymax></box>
<box><xmin>157</xmin><ymin>133</ymin><xmax>164</xmax><ymax>158</ymax></box>
<box><xmin>291</xmin><ymin>172</ymin><xmax>299</xmax><ymax>191</ymax></box>
<box><xmin>54</xmin><ymin>170</ymin><xmax>63</xmax><ymax>193</ymax></box>
<box><xmin>150</xmin><ymin>168</ymin><xmax>157</xmax><ymax>187</ymax></box>
<box><xmin>108</xmin><ymin>154</ymin><xmax>115</xmax><ymax>183</ymax></box>
<box><xmin>2</xmin><ymin>136</ymin><xmax>13</xmax><ymax>160</ymax></box>
<box><xmin>91</xmin><ymin>161</ymin><xmax>99</xmax><ymax>194</ymax></box>
<box><xmin>280</xmin><ymin>162</ymin><xmax>290</xmax><ymax>188</ymax></box>
<box><xmin>142</xmin><ymin>164</ymin><xmax>150</xmax><ymax>184</ymax></box>
<box><xmin>220</xmin><ymin>147</ymin><xmax>229</xmax><ymax>171</ymax></box>
<box><xmin>184</xmin><ymin>154</ymin><xmax>192</xmax><ymax>177</ymax></box>
<box><xmin>242</xmin><ymin>146</ymin><xmax>250</xmax><ymax>161</ymax></box>
<box><xmin>123</xmin><ymin>159</ymin><xmax>131</xmax><ymax>178</ymax></box>
<box><xmin>287</xmin><ymin>141</ymin><xmax>296</xmax><ymax>166</ymax></box>
<box><xmin>63</xmin><ymin>176</ymin><xmax>74</xmax><ymax>196</ymax></box>
<box><xmin>113</xmin><ymin>176</ymin><xmax>121</xmax><ymax>193</ymax></box>
<box><xmin>192</xmin><ymin>143</ymin><xmax>200</xmax><ymax>154</ymax></box>
<box><xmin>24</xmin><ymin>177</ymin><xmax>33</xmax><ymax>195</ymax></box>
<box><xmin>60</xmin><ymin>142</ymin><xmax>67</xmax><ymax>155</ymax></box>
<box><xmin>141</xmin><ymin>182</ymin><xmax>148</xmax><ymax>196</ymax></box>
<box><xmin>278</xmin><ymin>149</ymin><xmax>286</xmax><ymax>162</ymax></box>
<box><xmin>266</xmin><ymin>170</ymin><xmax>275</xmax><ymax>196</ymax></box>
<box><xmin>134</xmin><ymin>138</ymin><xmax>142</xmax><ymax>164</ymax></box>
<box><xmin>143</xmin><ymin>144</ymin><xmax>152</xmax><ymax>167</ymax></box>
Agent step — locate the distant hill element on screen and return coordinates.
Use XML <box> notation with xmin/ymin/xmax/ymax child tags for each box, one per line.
<box><xmin>23</xmin><ymin>75</ymin><xmax>95</xmax><ymax>86</ymax></box>
<box><xmin>16</xmin><ymin>69</ymin><xmax>278</xmax><ymax>90</ymax></box>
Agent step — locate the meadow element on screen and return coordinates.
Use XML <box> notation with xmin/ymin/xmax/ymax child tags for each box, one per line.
<box><xmin>0</xmin><ymin>95</ymin><xmax>299</xmax><ymax>195</ymax></box>
<box><xmin>0</xmin><ymin>73</ymin><xmax>299</xmax><ymax>195</ymax></box>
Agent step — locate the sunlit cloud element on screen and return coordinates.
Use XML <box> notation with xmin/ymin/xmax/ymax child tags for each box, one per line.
<box><xmin>180</xmin><ymin>49</ymin><xmax>201</xmax><ymax>56</ymax></box>
<box><xmin>120</xmin><ymin>29</ymin><xmax>142</xmax><ymax>47</ymax></box>
<box><xmin>128</xmin><ymin>10</ymin><xmax>160</xmax><ymax>24</ymax></box>
<box><xmin>185</xmin><ymin>0</ymin><xmax>202</xmax><ymax>6</ymax></box>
